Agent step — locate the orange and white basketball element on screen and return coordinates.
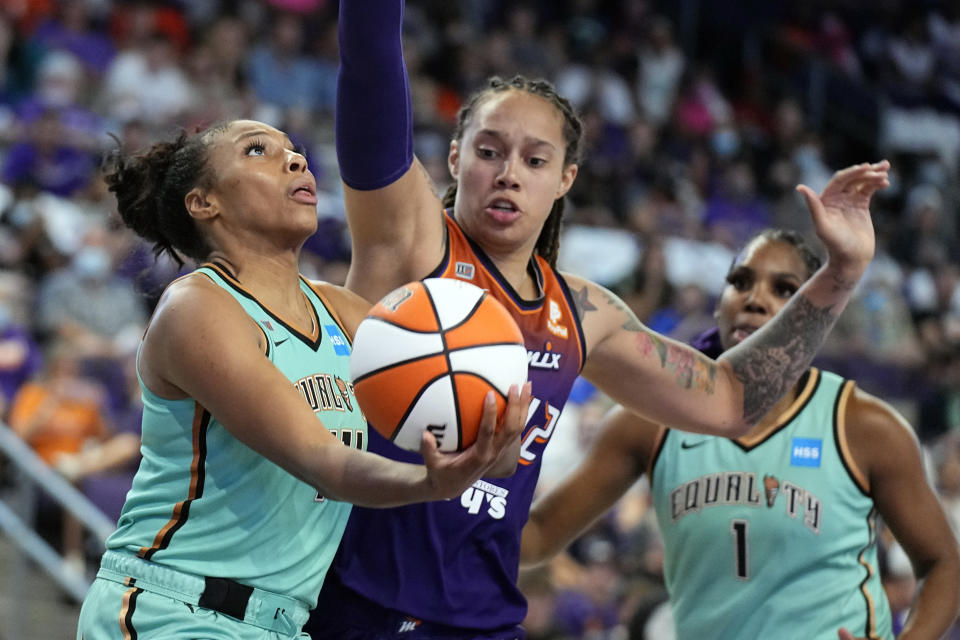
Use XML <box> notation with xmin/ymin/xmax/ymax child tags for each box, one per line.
<box><xmin>350</xmin><ymin>278</ymin><xmax>528</xmax><ymax>452</ymax></box>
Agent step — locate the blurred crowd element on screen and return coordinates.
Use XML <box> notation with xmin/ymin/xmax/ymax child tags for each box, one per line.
<box><xmin>0</xmin><ymin>0</ymin><xmax>958</xmax><ymax>637</ymax></box>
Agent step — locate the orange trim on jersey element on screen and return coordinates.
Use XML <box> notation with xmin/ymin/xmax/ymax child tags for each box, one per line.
<box><xmin>138</xmin><ymin>404</ymin><xmax>209</xmax><ymax>560</ymax></box>
<box><xmin>646</xmin><ymin>425</ymin><xmax>668</xmax><ymax>483</ymax></box>
<box><xmin>735</xmin><ymin>368</ymin><xmax>821</xmax><ymax>448</ymax></box>
<box><xmin>835</xmin><ymin>380</ymin><xmax>869</xmax><ymax>493</ymax></box>
<box><xmin>857</xmin><ymin>514</ymin><xmax>882</xmax><ymax>639</ymax></box>
<box><xmin>119</xmin><ymin>584</ymin><xmax>141</xmax><ymax>640</ymax></box>
<box><xmin>438</xmin><ymin>213</ymin><xmax>586</xmax><ymax>369</ymax></box>
<box><xmin>303</xmin><ymin>280</ymin><xmax>353</xmax><ymax>345</ymax></box>
<box><xmin>202</xmin><ymin>262</ymin><xmax>321</xmax><ymax>344</ymax></box>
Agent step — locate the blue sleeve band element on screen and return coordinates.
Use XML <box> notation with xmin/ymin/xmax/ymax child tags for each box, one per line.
<box><xmin>335</xmin><ymin>0</ymin><xmax>415</xmax><ymax>191</ymax></box>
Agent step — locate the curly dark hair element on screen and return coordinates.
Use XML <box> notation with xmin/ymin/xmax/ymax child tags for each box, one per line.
<box><xmin>102</xmin><ymin>122</ymin><xmax>233</xmax><ymax>267</ymax></box>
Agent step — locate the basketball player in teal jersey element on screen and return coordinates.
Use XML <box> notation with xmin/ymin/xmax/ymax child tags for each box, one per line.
<box><xmin>75</xmin><ymin>119</ymin><xmax>530</xmax><ymax>640</ymax></box>
<box><xmin>522</xmin><ymin>229</ymin><xmax>960</xmax><ymax>639</ymax></box>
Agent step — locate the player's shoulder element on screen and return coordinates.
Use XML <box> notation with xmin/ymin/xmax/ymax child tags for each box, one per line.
<box><xmin>844</xmin><ymin>385</ymin><xmax>916</xmax><ymax>442</ymax></box>
<box><xmin>304</xmin><ymin>280</ymin><xmax>372</xmax><ymax>338</ymax></box>
<box><xmin>842</xmin><ymin>384</ymin><xmax>921</xmax><ymax>483</ymax></box>
<box><xmin>148</xmin><ymin>271</ymin><xmax>252</xmax><ymax>343</ymax></box>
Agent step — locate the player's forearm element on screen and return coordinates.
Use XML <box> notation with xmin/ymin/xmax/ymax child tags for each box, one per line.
<box><xmin>720</xmin><ymin>263</ymin><xmax>857</xmax><ymax>426</ymax></box>
<box><xmin>310</xmin><ymin>444</ymin><xmax>436</xmax><ymax>507</ymax></box>
<box><xmin>336</xmin><ymin>0</ymin><xmax>413</xmax><ymax>190</ymax></box>
<box><xmin>898</xmin><ymin>557</ymin><xmax>960</xmax><ymax>639</ymax></box>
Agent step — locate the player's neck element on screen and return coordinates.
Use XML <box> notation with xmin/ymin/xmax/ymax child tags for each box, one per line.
<box><xmin>208</xmin><ymin>251</ymin><xmax>306</xmax><ymax>317</ymax></box>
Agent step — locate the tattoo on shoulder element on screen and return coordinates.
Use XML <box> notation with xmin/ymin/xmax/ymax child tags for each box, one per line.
<box><xmin>726</xmin><ymin>295</ymin><xmax>836</xmax><ymax>424</ymax></box>
<box><xmin>571</xmin><ymin>286</ymin><xmax>596</xmax><ymax>321</ymax></box>
<box><xmin>596</xmin><ymin>287</ymin><xmax>643</xmax><ymax>332</ymax></box>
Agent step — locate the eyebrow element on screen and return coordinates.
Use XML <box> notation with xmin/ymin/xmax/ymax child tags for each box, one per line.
<box><xmin>730</xmin><ymin>265</ymin><xmax>803</xmax><ymax>281</ymax></box>
<box><xmin>476</xmin><ymin>128</ymin><xmax>556</xmax><ymax>150</ymax></box>
<box><xmin>233</xmin><ymin>129</ymin><xmax>294</xmax><ymax>149</ymax></box>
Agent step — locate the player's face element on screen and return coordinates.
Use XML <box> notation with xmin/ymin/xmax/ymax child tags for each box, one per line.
<box><xmin>199</xmin><ymin>120</ymin><xmax>318</xmax><ymax>242</ymax></box>
<box><xmin>448</xmin><ymin>90</ymin><xmax>577</xmax><ymax>260</ymax></box>
<box><xmin>715</xmin><ymin>238</ymin><xmax>809</xmax><ymax>351</ymax></box>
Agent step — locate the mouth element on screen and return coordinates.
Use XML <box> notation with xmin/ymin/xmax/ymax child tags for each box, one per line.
<box><xmin>730</xmin><ymin>324</ymin><xmax>759</xmax><ymax>344</ymax></box>
<box><xmin>290</xmin><ymin>181</ymin><xmax>317</xmax><ymax>205</ymax></box>
<box><xmin>485</xmin><ymin>198</ymin><xmax>520</xmax><ymax>223</ymax></box>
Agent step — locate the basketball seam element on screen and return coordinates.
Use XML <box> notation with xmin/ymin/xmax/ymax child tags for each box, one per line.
<box><xmin>427</xmin><ymin>283</ymin><xmax>462</xmax><ymax>450</ymax></box>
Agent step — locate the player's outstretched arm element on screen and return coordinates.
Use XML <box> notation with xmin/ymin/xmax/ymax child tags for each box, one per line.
<box><xmin>522</xmin><ymin>406</ymin><xmax>661</xmax><ymax>566</ymax></box>
<box><xmin>577</xmin><ymin>161</ymin><xmax>889</xmax><ymax>437</ymax></box>
<box><xmin>840</xmin><ymin>389</ymin><xmax>960</xmax><ymax>640</ymax></box>
<box><xmin>142</xmin><ymin>276</ymin><xmax>527</xmax><ymax>507</ymax></box>
<box><xmin>336</xmin><ymin>0</ymin><xmax>446</xmax><ymax>302</ymax></box>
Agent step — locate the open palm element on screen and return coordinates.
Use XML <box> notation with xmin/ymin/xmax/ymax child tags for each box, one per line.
<box><xmin>796</xmin><ymin>160</ymin><xmax>890</xmax><ymax>278</ymax></box>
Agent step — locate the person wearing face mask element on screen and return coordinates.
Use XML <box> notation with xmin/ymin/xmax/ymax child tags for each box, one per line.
<box><xmin>36</xmin><ymin>234</ymin><xmax>148</xmax><ymax>358</ymax></box>
<box><xmin>521</xmin><ymin>229</ymin><xmax>960</xmax><ymax>640</ymax></box>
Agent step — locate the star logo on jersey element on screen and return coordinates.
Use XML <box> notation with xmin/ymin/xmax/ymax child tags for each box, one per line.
<box><xmin>546</xmin><ymin>299</ymin><xmax>568</xmax><ymax>339</ymax></box>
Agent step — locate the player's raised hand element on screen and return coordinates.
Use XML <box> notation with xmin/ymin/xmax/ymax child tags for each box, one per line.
<box><xmin>796</xmin><ymin>160</ymin><xmax>890</xmax><ymax>281</ymax></box>
<box><xmin>419</xmin><ymin>383</ymin><xmax>531</xmax><ymax>499</ymax></box>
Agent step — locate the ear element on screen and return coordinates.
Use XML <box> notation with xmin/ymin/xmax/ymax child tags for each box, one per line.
<box><xmin>448</xmin><ymin>140</ymin><xmax>460</xmax><ymax>179</ymax></box>
<box><xmin>555</xmin><ymin>163</ymin><xmax>578</xmax><ymax>199</ymax></box>
<box><xmin>184</xmin><ymin>187</ymin><xmax>218</xmax><ymax>222</ymax></box>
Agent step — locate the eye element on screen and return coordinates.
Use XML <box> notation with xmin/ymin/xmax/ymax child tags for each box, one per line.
<box><xmin>726</xmin><ymin>272</ymin><xmax>750</xmax><ymax>291</ymax></box>
<box><xmin>477</xmin><ymin>147</ymin><xmax>497</xmax><ymax>159</ymax></box>
<box><xmin>774</xmin><ymin>281</ymin><xmax>799</xmax><ymax>298</ymax></box>
<box><xmin>528</xmin><ymin>156</ymin><xmax>547</xmax><ymax>168</ymax></box>
<box><xmin>244</xmin><ymin>139</ymin><xmax>267</xmax><ymax>156</ymax></box>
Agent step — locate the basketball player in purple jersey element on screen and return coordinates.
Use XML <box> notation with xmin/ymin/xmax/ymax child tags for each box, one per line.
<box><xmin>306</xmin><ymin>1</ymin><xmax>888</xmax><ymax>637</ymax></box>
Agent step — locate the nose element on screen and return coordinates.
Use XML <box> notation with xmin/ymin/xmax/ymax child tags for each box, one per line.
<box><xmin>495</xmin><ymin>156</ymin><xmax>520</xmax><ymax>189</ymax></box>
<box><xmin>286</xmin><ymin>148</ymin><xmax>307</xmax><ymax>173</ymax></box>
<box><xmin>742</xmin><ymin>286</ymin><xmax>769</xmax><ymax>315</ymax></box>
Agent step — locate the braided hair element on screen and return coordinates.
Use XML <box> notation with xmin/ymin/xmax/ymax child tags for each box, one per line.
<box><xmin>739</xmin><ymin>228</ymin><xmax>823</xmax><ymax>279</ymax></box>
<box><xmin>441</xmin><ymin>76</ymin><xmax>583</xmax><ymax>268</ymax></box>
<box><xmin>102</xmin><ymin>122</ymin><xmax>233</xmax><ymax>267</ymax></box>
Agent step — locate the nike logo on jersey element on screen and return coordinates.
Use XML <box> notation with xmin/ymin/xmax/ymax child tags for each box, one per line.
<box><xmin>681</xmin><ymin>440</ymin><xmax>707</xmax><ymax>449</ymax></box>
<box><xmin>273</xmin><ymin>338</ymin><xmax>289</xmax><ymax>347</ymax></box>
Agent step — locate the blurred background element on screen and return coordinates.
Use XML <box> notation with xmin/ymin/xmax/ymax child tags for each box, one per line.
<box><xmin>0</xmin><ymin>0</ymin><xmax>958</xmax><ymax>638</ymax></box>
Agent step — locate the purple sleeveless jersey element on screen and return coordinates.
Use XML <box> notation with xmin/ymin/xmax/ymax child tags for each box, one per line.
<box><xmin>315</xmin><ymin>214</ymin><xmax>586</xmax><ymax>630</ymax></box>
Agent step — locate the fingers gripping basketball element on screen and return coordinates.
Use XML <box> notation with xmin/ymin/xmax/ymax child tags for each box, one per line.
<box><xmin>350</xmin><ymin>279</ymin><xmax>528</xmax><ymax>452</ymax></box>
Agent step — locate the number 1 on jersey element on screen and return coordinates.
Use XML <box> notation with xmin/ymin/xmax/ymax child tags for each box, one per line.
<box><xmin>731</xmin><ymin>519</ymin><xmax>749</xmax><ymax>580</ymax></box>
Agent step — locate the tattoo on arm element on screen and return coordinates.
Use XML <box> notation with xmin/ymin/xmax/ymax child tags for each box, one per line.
<box><xmin>571</xmin><ymin>286</ymin><xmax>596</xmax><ymax>322</ymax></box>
<box><xmin>637</xmin><ymin>331</ymin><xmax>717</xmax><ymax>394</ymax></box>
<box><xmin>725</xmin><ymin>294</ymin><xmax>836</xmax><ymax>424</ymax></box>
<box><xmin>593</xmin><ymin>286</ymin><xmax>718</xmax><ymax>394</ymax></box>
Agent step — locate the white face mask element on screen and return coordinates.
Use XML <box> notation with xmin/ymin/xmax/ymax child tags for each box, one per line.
<box><xmin>72</xmin><ymin>246</ymin><xmax>112</xmax><ymax>280</ymax></box>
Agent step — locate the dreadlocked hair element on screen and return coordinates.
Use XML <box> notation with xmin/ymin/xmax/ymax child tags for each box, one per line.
<box><xmin>102</xmin><ymin>123</ymin><xmax>231</xmax><ymax>267</ymax></box>
<box><xmin>443</xmin><ymin>75</ymin><xmax>583</xmax><ymax>269</ymax></box>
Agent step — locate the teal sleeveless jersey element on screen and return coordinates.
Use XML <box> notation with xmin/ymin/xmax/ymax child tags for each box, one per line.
<box><xmin>651</xmin><ymin>368</ymin><xmax>893</xmax><ymax>640</ymax></box>
<box><xmin>105</xmin><ymin>262</ymin><xmax>367</xmax><ymax>609</ymax></box>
